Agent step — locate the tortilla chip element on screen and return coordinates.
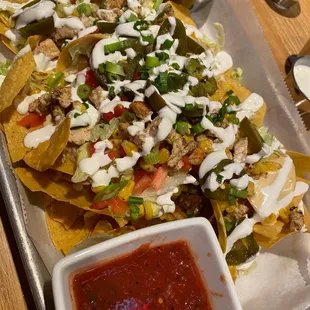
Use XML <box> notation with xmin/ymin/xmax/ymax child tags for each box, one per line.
<box><xmin>0</xmin><ymin>23</ymin><xmax>8</xmax><ymax>36</ymax></box>
<box><xmin>170</xmin><ymin>0</ymin><xmax>194</xmax><ymax>9</ymax></box>
<box><xmin>252</xmin><ymin>103</ymin><xmax>266</xmax><ymax>127</ymax></box>
<box><xmin>46</xmin><ymin>206</ymin><xmax>89</xmax><ymax>255</ymax></box>
<box><xmin>15</xmin><ymin>167</ymin><xmax>95</xmax><ymax>211</ymax></box>
<box><xmin>84</xmin><ymin>211</ymin><xmax>101</xmax><ymax>231</ymax></box>
<box><xmin>98</xmin><ymin>207</ymin><xmax>130</xmax><ymax>227</ymax></box>
<box><xmin>287</xmin><ymin>151</ymin><xmax>310</xmax><ymax>178</ymax></box>
<box><xmin>167</xmin><ymin>1</ymin><xmax>196</xmax><ymax>26</ymax></box>
<box><xmin>229</xmin><ymin>266</ymin><xmax>237</xmax><ymax>283</ymax></box>
<box><xmin>0</xmin><ymin>36</ymin><xmax>18</xmax><ymax>54</ymax></box>
<box><xmin>23</xmin><ymin>118</ymin><xmax>71</xmax><ymax>172</ymax></box>
<box><xmin>0</xmin><ymin>11</ymin><xmax>11</xmax><ymax>27</ymax></box>
<box><xmin>27</xmin><ymin>35</ymin><xmax>44</xmax><ymax>50</ymax></box>
<box><xmin>91</xmin><ymin>220</ymin><xmax>113</xmax><ymax>236</ymax></box>
<box><xmin>254</xmin><ymin>225</ymin><xmax>293</xmax><ymax>248</ymax></box>
<box><xmin>211</xmin><ymin>200</ymin><xmax>227</xmax><ymax>253</ymax></box>
<box><xmin>0</xmin><ymin>51</ymin><xmax>35</xmax><ymax>113</ymax></box>
<box><xmin>2</xmin><ymin>106</ymin><xmax>31</xmax><ymax>162</ymax></box>
<box><xmin>105</xmin><ymin>226</ymin><xmax>136</xmax><ymax>237</ymax></box>
<box><xmin>50</xmin><ymin>201</ymin><xmax>84</xmax><ymax>230</ymax></box>
<box><xmin>43</xmin><ymin>193</ymin><xmax>54</xmax><ymax>208</ymax></box>
<box><xmin>56</xmin><ymin>34</ymin><xmax>106</xmax><ymax>73</ymax></box>
<box><xmin>253</xmin><ymin>221</ymin><xmax>284</xmax><ymax>239</ymax></box>
<box><xmin>51</xmin><ymin>149</ymin><xmax>76</xmax><ymax>175</ymax></box>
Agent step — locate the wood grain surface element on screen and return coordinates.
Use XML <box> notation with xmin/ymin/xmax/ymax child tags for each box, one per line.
<box><xmin>0</xmin><ymin>1</ymin><xmax>309</xmax><ymax>309</ymax></box>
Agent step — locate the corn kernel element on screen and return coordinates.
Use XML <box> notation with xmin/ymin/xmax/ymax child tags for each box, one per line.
<box><xmin>199</xmin><ymin>139</ymin><xmax>213</xmax><ymax>153</ymax></box>
<box><xmin>263</xmin><ymin>213</ymin><xmax>277</xmax><ymax>226</ymax></box>
<box><xmin>226</xmin><ymin>205</ymin><xmax>236</xmax><ymax>213</ymax></box>
<box><xmin>247</xmin><ymin>181</ymin><xmax>255</xmax><ymax>197</ymax></box>
<box><xmin>72</xmin><ymin>9</ymin><xmax>80</xmax><ymax>17</ymax></box>
<box><xmin>138</xmin><ymin>204</ymin><xmax>145</xmax><ymax>218</ymax></box>
<box><xmin>112</xmin><ymin>128</ymin><xmax>122</xmax><ymax>139</ymax></box>
<box><xmin>121</xmin><ymin>140</ymin><xmax>138</xmax><ymax>156</ymax></box>
<box><xmin>279</xmin><ymin>207</ymin><xmax>290</xmax><ymax>223</ymax></box>
<box><xmin>73</xmin><ymin>101</ymin><xmax>87</xmax><ymax>112</ymax></box>
<box><xmin>167</xmin><ymin>132</ymin><xmax>181</xmax><ymax>145</ymax></box>
<box><xmin>139</xmin><ymin>159</ymin><xmax>154</xmax><ymax>172</ymax></box>
<box><xmin>183</xmin><ymin>135</ymin><xmax>194</xmax><ymax>142</ymax></box>
<box><xmin>28</xmin><ymin>88</ymin><xmax>41</xmax><ymax>95</ymax></box>
<box><xmin>118</xmin><ymin>180</ymin><xmax>135</xmax><ymax>201</ymax></box>
<box><xmin>159</xmin><ymin>148</ymin><xmax>170</xmax><ymax>164</ymax></box>
<box><xmin>110</xmin><ymin>139</ymin><xmax>122</xmax><ymax>150</ymax></box>
<box><xmin>249</xmin><ymin>161</ymin><xmax>282</xmax><ymax>175</ymax></box>
<box><xmin>144</xmin><ymin>201</ymin><xmax>155</xmax><ymax>220</ymax></box>
<box><xmin>91</xmin><ymin>185</ymin><xmax>106</xmax><ymax>193</ymax></box>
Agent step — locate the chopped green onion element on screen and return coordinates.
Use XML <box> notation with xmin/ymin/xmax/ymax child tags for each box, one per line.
<box><xmin>228</xmin><ymin>195</ymin><xmax>237</xmax><ymax>206</ymax></box>
<box><xmin>133</xmin><ymin>20</ymin><xmax>149</xmax><ymax>31</ymax></box>
<box><xmin>143</xmin><ymin>147</ymin><xmax>160</xmax><ymax>164</ymax></box>
<box><xmin>94</xmin><ymin>181</ymin><xmax>128</xmax><ymax>202</ymax></box>
<box><xmin>104</xmin><ymin>39</ymin><xmax>138</xmax><ymax>54</ymax></box>
<box><xmin>154</xmin><ymin>71</ymin><xmax>168</xmax><ymax>93</ymax></box>
<box><xmin>175</xmin><ymin>121</ymin><xmax>190</xmax><ymax>135</ymax></box>
<box><xmin>107</xmin><ymin>72</ymin><xmax>120</xmax><ymax>82</ymax></box>
<box><xmin>105</xmin><ymin>61</ymin><xmax>125</xmax><ymax>76</ymax></box>
<box><xmin>228</xmin><ymin>115</ymin><xmax>240</xmax><ymax>125</ymax></box>
<box><xmin>171</xmin><ymin>63</ymin><xmax>180</xmax><ymax>70</ymax></box>
<box><xmin>191</xmin><ymin>123</ymin><xmax>205</xmax><ymax>134</ymax></box>
<box><xmin>145</xmin><ymin>56</ymin><xmax>159</xmax><ymax>68</ymax></box>
<box><xmin>227</xmin><ymin>90</ymin><xmax>234</xmax><ymax>96</ymax></box>
<box><xmin>77</xmin><ymin>3</ymin><xmax>92</xmax><ymax>16</ymax></box>
<box><xmin>229</xmin><ymin>187</ymin><xmax>248</xmax><ymax>199</ymax></box>
<box><xmin>128</xmin><ymin>196</ymin><xmax>144</xmax><ymax>205</ymax></box>
<box><xmin>77</xmin><ymin>84</ymin><xmax>91</xmax><ymax>101</ymax></box>
<box><xmin>47</xmin><ymin>72</ymin><xmax>64</xmax><ymax>90</ymax></box>
<box><xmin>130</xmin><ymin>205</ymin><xmax>140</xmax><ymax>221</ymax></box>
<box><xmin>128</xmin><ymin>13</ymin><xmax>138</xmax><ymax>22</ymax></box>
<box><xmin>108</xmin><ymin>86</ymin><xmax>115</xmax><ymax>98</ymax></box>
<box><xmin>73</xmin><ymin>112</ymin><xmax>81</xmax><ymax>118</ymax></box>
<box><xmin>142</xmin><ymin>34</ymin><xmax>155</xmax><ymax>44</ymax></box>
<box><xmin>98</xmin><ymin>63</ymin><xmax>105</xmax><ymax>73</ymax></box>
<box><xmin>216</xmin><ymin>174</ymin><xmax>223</xmax><ymax>184</ymax></box>
<box><xmin>224</xmin><ymin>93</ymin><xmax>241</xmax><ymax>106</ymax></box>
<box><xmin>121</xmin><ymin>111</ymin><xmax>136</xmax><ymax>123</ymax></box>
<box><xmin>184</xmin><ymin>104</ymin><xmax>194</xmax><ymax>110</ymax></box>
<box><xmin>100</xmin><ymin>0</ymin><xmax>104</xmax><ymax>9</ymax></box>
<box><xmin>82</xmin><ymin>102</ymin><xmax>89</xmax><ymax>109</ymax></box>
<box><xmin>161</xmin><ymin>39</ymin><xmax>174</xmax><ymax>49</ymax></box>
<box><xmin>225</xmin><ymin>220</ymin><xmax>234</xmax><ymax>233</ymax></box>
<box><xmin>156</xmin><ymin>52</ymin><xmax>169</xmax><ymax>62</ymax></box>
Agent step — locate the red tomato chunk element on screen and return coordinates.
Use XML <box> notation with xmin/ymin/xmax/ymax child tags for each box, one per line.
<box><xmin>72</xmin><ymin>241</ymin><xmax>211</xmax><ymax>310</ymax></box>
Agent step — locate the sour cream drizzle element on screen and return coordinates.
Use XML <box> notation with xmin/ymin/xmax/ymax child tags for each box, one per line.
<box><xmin>24</xmin><ymin>124</ymin><xmax>56</xmax><ymax>149</ymax></box>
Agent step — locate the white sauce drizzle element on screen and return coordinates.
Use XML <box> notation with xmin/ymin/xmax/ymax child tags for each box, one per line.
<box><xmin>24</xmin><ymin>124</ymin><xmax>56</xmax><ymax>149</ymax></box>
<box><xmin>115</xmin><ymin>151</ymin><xmax>141</xmax><ymax>172</ymax></box>
<box><xmin>34</xmin><ymin>53</ymin><xmax>57</xmax><ymax>71</ymax></box>
<box><xmin>53</xmin><ymin>13</ymin><xmax>85</xmax><ymax>30</ymax></box>
<box><xmin>17</xmin><ymin>91</ymin><xmax>46</xmax><ymax>115</ymax></box>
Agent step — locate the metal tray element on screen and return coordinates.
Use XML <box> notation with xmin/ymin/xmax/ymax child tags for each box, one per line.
<box><xmin>1</xmin><ymin>0</ymin><xmax>310</xmax><ymax>309</ymax></box>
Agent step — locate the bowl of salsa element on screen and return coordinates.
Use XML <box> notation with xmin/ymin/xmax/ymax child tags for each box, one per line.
<box><xmin>52</xmin><ymin>218</ymin><xmax>241</xmax><ymax>310</ymax></box>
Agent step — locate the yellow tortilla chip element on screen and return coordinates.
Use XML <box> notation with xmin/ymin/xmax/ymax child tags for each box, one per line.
<box><xmin>46</xmin><ymin>206</ymin><xmax>89</xmax><ymax>255</ymax></box>
<box><xmin>105</xmin><ymin>226</ymin><xmax>136</xmax><ymax>237</ymax></box>
<box><xmin>15</xmin><ymin>167</ymin><xmax>95</xmax><ymax>211</ymax></box>
<box><xmin>84</xmin><ymin>211</ymin><xmax>101</xmax><ymax>231</ymax></box>
<box><xmin>229</xmin><ymin>266</ymin><xmax>237</xmax><ymax>283</ymax></box>
<box><xmin>0</xmin><ymin>11</ymin><xmax>11</xmax><ymax>27</ymax></box>
<box><xmin>56</xmin><ymin>34</ymin><xmax>107</xmax><ymax>73</ymax></box>
<box><xmin>167</xmin><ymin>1</ymin><xmax>196</xmax><ymax>26</ymax></box>
<box><xmin>0</xmin><ymin>22</ymin><xmax>8</xmax><ymax>36</ymax></box>
<box><xmin>170</xmin><ymin>0</ymin><xmax>194</xmax><ymax>9</ymax></box>
<box><xmin>211</xmin><ymin>200</ymin><xmax>227</xmax><ymax>253</ymax></box>
<box><xmin>27</xmin><ymin>35</ymin><xmax>44</xmax><ymax>50</ymax></box>
<box><xmin>50</xmin><ymin>201</ymin><xmax>84</xmax><ymax>230</ymax></box>
<box><xmin>91</xmin><ymin>220</ymin><xmax>113</xmax><ymax>236</ymax></box>
<box><xmin>2</xmin><ymin>106</ymin><xmax>32</xmax><ymax>162</ymax></box>
<box><xmin>23</xmin><ymin>118</ymin><xmax>71</xmax><ymax>172</ymax></box>
<box><xmin>0</xmin><ymin>36</ymin><xmax>18</xmax><ymax>54</ymax></box>
<box><xmin>51</xmin><ymin>148</ymin><xmax>76</xmax><ymax>175</ymax></box>
<box><xmin>98</xmin><ymin>207</ymin><xmax>130</xmax><ymax>227</ymax></box>
<box><xmin>287</xmin><ymin>151</ymin><xmax>310</xmax><ymax>178</ymax></box>
<box><xmin>254</xmin><ymin>225</ymin><xmax>293</xmax><ymax>249</ymax></box>
<box><xmin>253</xmin><ymin>221</ymin><xmax>284</xmax><ymax>239</ymax></box>
<box><xmin>0</xmin><ymin>51</ymin><xmax>35</xmax><ymax>113</ymax></box>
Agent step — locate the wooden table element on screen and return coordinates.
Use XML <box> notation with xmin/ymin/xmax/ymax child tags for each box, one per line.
<box><xmin>1</xmin><ymin>1</ymin><xmax>310</xmax><ymax>309</ymax></box>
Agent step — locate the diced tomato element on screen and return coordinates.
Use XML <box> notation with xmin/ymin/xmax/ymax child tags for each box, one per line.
<box><xmin>93</xmin><ymin>198</ymin><xmax>128</xmax><ymax>214</ymax></box>
<box><xmin>17</xmin><ymin>113</ymin><xmax>46</xmax><ymax>129</ymax></box>
<box><xmin>119</xmin><ymin>147</ymin><xmax>126</xmax><ymax>158</ymax></box>
<box><xmin>133</xmin><ymin>172</ymin><xmax>155</xmax><ymax>195</ymax></box>
<box><xmin>85</xmin><ymin>70</ymin><xmax>99</xmax><ymax>89</ymax></box>
<box><xmin>107</xmin><ymin>151</ymin><xmax>119</xmax><ymax>160</ymax></box>
<box><xmin>110</xmin><ymin>198</ymin><xmax>128</xmax><ymax>214</ymax></box>
<box><xmin>102</xmin><ymin>112</ymin><xmax>114</xmax><ymax>122</ymax></box>
<box><xmin>114</xmin><ymin>104</ymin><xmax>127</xmax><ymax>117</ymax></box>
<box><xmin>140</xmin><ymin>305</ymin><xmax>151</xmax><ymax>310</ymax></box>
<box><xmin>181</xmin><ymin>155</ymin><xmax>192</xmax><ymax>172</ymax></box>
<box><xmin>89</xmin><ymin>142</ymin><xmax>96</xmax><ymax>156</ymax></box>
<box><xmin>149</xmin><ymin>167</ymin><xmax>168</xmax><ymax>190</ymax></box>
<box><xmin>134</xmin><ymin>169</ymin><xmax>147</xmax><ymax>182</ymax></box>
<box><xmin>133</xmin><ymin>71</ymin><xmax>141</xmax><ymax>81</ymax></box>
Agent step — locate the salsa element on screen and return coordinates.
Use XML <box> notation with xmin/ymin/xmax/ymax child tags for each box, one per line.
<box><xmin>72</xmin><ymin>241</ymin><xmax>211</xmax><ymax>310</ymax></box>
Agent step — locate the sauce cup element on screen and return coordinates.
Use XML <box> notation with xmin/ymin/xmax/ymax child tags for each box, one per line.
<box><xmin>52</xmin><ymin>217</ymin><xmax>242</xmax><ymax>310</ymax></box>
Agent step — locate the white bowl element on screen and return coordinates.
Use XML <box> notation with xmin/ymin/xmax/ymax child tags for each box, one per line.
<box><xmin>52</xmin><ymin>217</ymin><xmax>242</xmax><ymax>310</ymax></box>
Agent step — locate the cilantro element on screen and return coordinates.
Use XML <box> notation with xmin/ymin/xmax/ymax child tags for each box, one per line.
<box><xmin>216</xmin><ymin>174</ymin><xmax>223</xmax><ymax>184</ymax></box>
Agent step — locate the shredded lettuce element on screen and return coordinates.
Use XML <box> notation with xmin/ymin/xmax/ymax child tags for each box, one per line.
<box><xmin>213</xmin><ymin>22</ymin><xmax>225</xmax><ymax>48</ymax></box>
<box><xmin>91</xmin><ymin>118</ymin><xmax>119</xmax><ymax>142</ymax></box>
<box><xmin>0</xmin><ymin>60</ymin><xmax>11</xmax><ymax>76</ymax></box>
<box><xmin>69</xmin><ymin>44</ymin><xmax>94</xmax><ymax>67</ymax></box>
<box><xmin>71</xmin><ymin>142</ymin><xmax>91</xmax><ymax>183</ymax></box>
<box><xmin>258</xmin><ymin>127</ymin><xmax>286</xmax><ymax>156</ymax></box>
